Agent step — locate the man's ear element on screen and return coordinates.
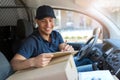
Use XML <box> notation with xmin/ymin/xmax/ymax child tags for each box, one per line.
<box><xmin>34</xmin><ymin>19</ymin><xmax>39</xmax><ymax>28</ymax></box>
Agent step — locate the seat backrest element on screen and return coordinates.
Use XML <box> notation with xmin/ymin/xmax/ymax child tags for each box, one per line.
<box><xmin>12</xmin><ymin>19</ymin><xmax>34</xmax><ymax>53</ymax></box>
<box><xmin>0</xmin><ymin>51</ymin><xmax>13</xmax><ymax>80</ymax></box>
<box><xmin>16</xmin><ymin>19</ymin><xmax>33</xmax><ymax>39</ymax></box>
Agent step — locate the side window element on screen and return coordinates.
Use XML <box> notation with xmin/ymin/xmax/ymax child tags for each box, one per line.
<box><xmin>54</xmin><ymin>10</ymin><xmax>103</xmax><ymax>43</ymax></box>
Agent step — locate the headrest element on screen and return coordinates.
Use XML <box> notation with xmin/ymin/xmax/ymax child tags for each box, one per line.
<box><xmin>16</xmin><ymin>19</ymin><xmax>33</xmax><ymax>39</ymax></box>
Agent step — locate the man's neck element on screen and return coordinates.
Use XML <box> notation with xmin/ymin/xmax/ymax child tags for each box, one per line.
<box><xmin>42</xmin><ymin>34</ymin><xmax>51</xmax><ymax>42</ymax></box>
<box><xmin>39</xmin><ymin>31</ymin><xmax>51</xmax><ymax>42</ymax></box>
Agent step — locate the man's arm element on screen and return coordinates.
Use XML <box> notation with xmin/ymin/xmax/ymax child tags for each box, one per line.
<box><xmin>11</xmin><ymin>53</ymin><xmax>54</xmax><ymax>71</ymax></box>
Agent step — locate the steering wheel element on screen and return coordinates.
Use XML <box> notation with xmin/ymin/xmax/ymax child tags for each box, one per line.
<box><xmin>77</xmin><ymin>35</ymin><xmax>98</xmax><ymax>60</ymax></box>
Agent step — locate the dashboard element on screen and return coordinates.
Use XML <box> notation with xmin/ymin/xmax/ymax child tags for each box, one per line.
<box><xmin>102</xmin><ymin>39</ymin><xmax>120</xmax><ymax>79</ymax></box>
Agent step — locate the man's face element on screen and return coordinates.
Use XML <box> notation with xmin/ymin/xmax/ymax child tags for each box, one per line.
<box><xmin>36</xmin><ymin>17</ymin><xmax>54</xmax><ymax>35</ymax></box>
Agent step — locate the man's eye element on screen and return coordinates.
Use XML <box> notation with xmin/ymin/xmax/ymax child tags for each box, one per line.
<box><xmin>41</xmin><ymin>20</ymin><xmax>45</xmax><ymax>22</ymax></box>
<box><xmin>49</xmin><ymin>19</ymin><xmax>53</xmax><ymax>22</ymax></box>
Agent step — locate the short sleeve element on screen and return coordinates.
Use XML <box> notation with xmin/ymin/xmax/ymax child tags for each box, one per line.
<box><xmin>17</xmin><ymin>37</ymin><xmax>36</xmax><ymax>59</ymax></box>
<box><xmin>55</xmin><ymin>31</ymin><xmax>64</xmax><ymax>44</ymax></box>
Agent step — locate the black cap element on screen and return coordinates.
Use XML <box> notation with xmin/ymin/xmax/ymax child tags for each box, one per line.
<box><xmin>35</xmin><ymin>5</ymin><xmax>56</xmax><ymax>20</ymax></box>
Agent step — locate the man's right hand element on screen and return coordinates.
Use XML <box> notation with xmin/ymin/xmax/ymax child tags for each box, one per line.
<box><xmin>33</xmin><ymin>53</ymin><xmax>54</xmax><ymax>67</ymax></box>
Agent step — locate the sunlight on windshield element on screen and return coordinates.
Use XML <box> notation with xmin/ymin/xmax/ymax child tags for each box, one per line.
<box><xmin>54</xmin><ymin>10</ymin><xmax>103</xmax><ymax>43</ymax></box>
<box><xmin>92</xmin><ymin>0</ymin><xmax>120</xmax><ymax>28</ymax></box>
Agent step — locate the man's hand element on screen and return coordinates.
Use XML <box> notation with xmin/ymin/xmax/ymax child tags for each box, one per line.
<box><xmin>59</xmin><ymin>43</ymin><xmax>74</xmax><ymax>52</ymax></box>
<box><xmin>33</xmin><ymin>53</ymin><xmax>54</xmax><ymax>67</ymax></box>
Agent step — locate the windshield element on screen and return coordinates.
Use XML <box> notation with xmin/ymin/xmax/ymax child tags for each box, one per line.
<box><xmin>92</xmin><ymin>0</ymin><xmax>120</xmax><ymax>29</ymax></box>
<box><xmin>53</xmin><ymin>9</ymin><xmax>103</xmax><ymax>43</ymax></box>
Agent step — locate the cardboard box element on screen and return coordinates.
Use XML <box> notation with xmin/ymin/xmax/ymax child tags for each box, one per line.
<box><xmin>7</xmin><ymin>54</ymin><xmax>78</xmax><ymax>80</ymax></box>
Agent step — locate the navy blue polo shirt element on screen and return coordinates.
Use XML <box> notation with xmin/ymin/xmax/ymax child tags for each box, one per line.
<box><xmin>17</xmin><ymin>30</ymin><xmax>64</xmax><ymax>59</ymax></box>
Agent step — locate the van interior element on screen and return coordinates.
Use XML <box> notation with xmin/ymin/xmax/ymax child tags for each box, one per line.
<box><xmin>0</xmin><ymin>0</ymin><xmax>120</xmax><ymax>80</ymax></box>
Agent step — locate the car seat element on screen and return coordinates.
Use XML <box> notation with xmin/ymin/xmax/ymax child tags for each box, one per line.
<box><xmin>15</xmin><ymin>19</ymin><xmax>33</xmax><ymax>39</ymax></box>
<box><xmin>12</xmin><ymin>19</ymin><xmax>34</xmax><ymax>53</ymax></box>
<box><xmin>0</xmin><ymin>51</ymin><xmax>13</xmax><ymax>80</ymax></box>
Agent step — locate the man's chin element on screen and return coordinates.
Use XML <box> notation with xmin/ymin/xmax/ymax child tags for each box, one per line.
<box><xmin>45</xmin><ymin>31</ymin><xmax>52</xmax><ymax>35</ymax></box>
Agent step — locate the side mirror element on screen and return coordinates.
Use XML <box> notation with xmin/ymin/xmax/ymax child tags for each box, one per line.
<box><xmin>93</xmin><ymin>27</ymin><xmax>103</xmax><ymax>40</ymax></box>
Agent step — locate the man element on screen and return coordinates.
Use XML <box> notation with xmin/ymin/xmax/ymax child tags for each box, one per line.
<box><xmin>11</xmin><ymin>5</ymin><xmax>96</xmax><ymax>72</ymax></box>
<box><xmin>11</xmin><ymin>5</ymin><xmax>74</xmax><ymax>71</ymax></box>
